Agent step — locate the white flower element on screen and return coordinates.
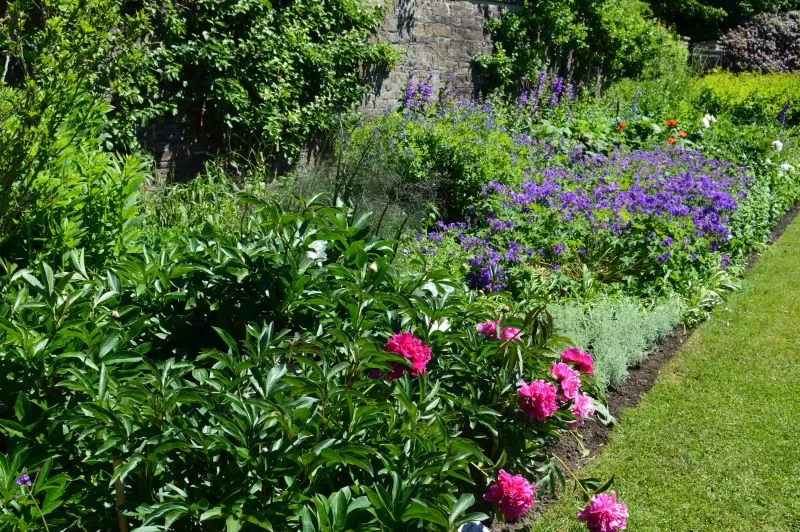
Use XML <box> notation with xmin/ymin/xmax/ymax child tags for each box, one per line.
<box><xmin>779</xmin><ymin>163</ymin><xmax>795</xmax><ymax>174</ymax></box>
<box><xmin>700</xmin><ymin>114</ymin><xmax>717</xmax><ymax>128</ymax></box>
<box><xmin>772</xmin><ymin>140</ymin><xmax>784</xmax><ymax>152</ymax></box>
<box><xmin>368</xmin><ymin>262</ymin><xmax>378</xmax><ymax>273</ymax></box>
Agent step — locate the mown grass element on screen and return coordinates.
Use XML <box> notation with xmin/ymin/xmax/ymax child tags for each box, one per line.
<box><xmin>532</xmin><ymin>216</ymin><xmax>800</xmax><ymax>530</ymax></box>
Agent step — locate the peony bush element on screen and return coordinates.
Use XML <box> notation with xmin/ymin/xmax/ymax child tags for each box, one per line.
<box><xmin>0</xmin><ymin>199</ymin><xmax>622</xmax><ymax>530</ymax></box>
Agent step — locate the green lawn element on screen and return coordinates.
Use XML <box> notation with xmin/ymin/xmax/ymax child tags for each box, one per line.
<box><xmin>532</xmin><ymin>216</ymin><xmax>800</xmax><ymax>531</ymax></box>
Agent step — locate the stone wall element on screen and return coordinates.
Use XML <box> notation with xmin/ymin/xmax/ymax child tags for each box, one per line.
<box><xmin>362</xmin><ymin>0</ymin><xmax>515</xmax><ymax>113</ymax></box>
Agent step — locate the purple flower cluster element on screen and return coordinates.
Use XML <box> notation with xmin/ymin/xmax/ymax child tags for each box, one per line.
<box><xmin>488</xmin><ymin>148</ymin><xmax>747</xmax><ymax>245</ymax></box>
<box><xmin>420</xmin><ymin>146</ymin><xmax>751</xmax><ymax>291</ymax></box>
<box><xmin>405</xmin><ymin>70</ymin><xmax>572</xmax><ymax>119</ymax></box>
<box><xmin>405</xmin><ymin>72</ymin><xmax>435</xmax><ymax>109</ymax></box>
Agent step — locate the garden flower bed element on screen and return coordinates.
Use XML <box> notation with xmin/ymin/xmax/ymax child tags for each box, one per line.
<box><xmin>2</xmin><ymin>5</ymin><xmax>800</xmax><ymax>526</ymax></box>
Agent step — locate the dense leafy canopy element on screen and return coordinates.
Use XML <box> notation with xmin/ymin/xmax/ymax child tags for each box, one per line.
<box><xmin>648</xmin><ymin>0</ymin><xmax>800</xmax><ymax>41</ymax></box>
<box><xmin>1</xmin><ymin>0</ymin><xmax>397</xmax><ymax>162</ymax></box>
<box><xmin>475</xmin><ymin>0</ymin><xmax>687</xmax><ymax>90</ymax></box>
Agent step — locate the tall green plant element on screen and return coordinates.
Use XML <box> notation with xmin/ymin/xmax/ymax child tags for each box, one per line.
<box><xmin>475</xmin><ymin>0</ymin><xmax>687</xmax><ymax>90</ymax></box>
<box><xmin>0</xmin><ymin>2</ymin><xmax>151</xmax><ymax>268</ymax></box>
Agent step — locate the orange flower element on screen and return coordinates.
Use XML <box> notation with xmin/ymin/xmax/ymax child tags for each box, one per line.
<box><xmin>667</xmin><ymin>137</ymin><xmax>677</xmax><ymax>145</ymax></box>
<box><xmin>665</xmin><ymin>119</ymin><xmax>677</xmax><ymax>127</ymax></box>
<box><xmin>678</xmin><ymin>131</ymin><xmax>687</xmax><ymax>138</ymax></box>
<box><xmin>616</xmin><ymin>122</ymin><xmax>626</xmax><ymax>131</ymax></box>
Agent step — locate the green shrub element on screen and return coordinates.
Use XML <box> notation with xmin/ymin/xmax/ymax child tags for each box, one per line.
<box><xmin>604</xmin><ymin>76</ymin><xmax>698</xmax><ymax>125</ymax></box>
<box><xmin>694</xmin><ymin>72</ymin><xmax>800</xmax><ymax>126</ymax></box>
<box><xmin>130</xmin><ymin>0</ymin><xmax>397</xmax><ymax>161</ymax></box>
<box><xmin>0</xmin><ymin>196</ymin><xmax>610</xmax><ymax>529</ymax></box>
<box><xmin>0</xmin><ymin>86</ymin><xmax>149</xmax><ymax>269</ymax></box>
<box><xmin>3</xmin><ymin>1</ymin><xmax>398</xmax><ymax>161</ymax></box>
<box><xmin>549</xmin><ymin>296</ymin><xmax>684</xmax><ymax>389</ymax></box>
<box><xmin>0</xmin><ymin>2</ymin><xmax>153</xmax><ymax>268</ymax></box>
<box><xmin>0</xmin><ymin>0</ymin><xmax>168</xmax><ymax>151</ymax></box>
<box><xmin>475</xmin><ymin>0</ymin><xmax>687</xmax><ymax>89</ymax></box>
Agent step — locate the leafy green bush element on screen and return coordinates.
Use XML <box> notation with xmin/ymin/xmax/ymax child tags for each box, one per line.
<box><xmin>0</xmin><ymin>0</ymin><xmax>168</xmax><ymax>151</ymax></box>
<box><xmin>0</xmin><ymin>196</ymin><xmax>611</xmax><ymax>529</ymax></box>
<box><xmin>0</xmin><ymin>2</ymin><xmax>152</xmax><ymax>268</ymax></box>
<box><xmin>549</xmin><ymin>296</ymin><xmax>684</xmax><ymax>389</ymax></box>
<box><xmin>649</xmin><ymin>0</ymin><xmax>800</xmax><ymax>41</ymax></box>
<box><xmin>3</xmin><ymin>0</ymin><xmax>398</xmax><ymax>161</ymax></box>
<box><xmin>0</xmin><ymin>91</ymin><xmax>148</xmax><ymax>268</ymax></box>
<box><xmin>604</xmin><ymin>75</ymin><xmax>698</xmax><ymax>125</ymax></box>
<box><xmin>136</xmin><ymin>0</ymin><xmax>398</xmax><ymax>161</ymax></box>
<box><xmin>475</xmin><ymin>0</ymin><xmax>687</xmax><ymax>89</ymax></box>
<box><xmin>694</xmin><ymin>72</ymin><xmax>800</xmax><ymax>126</ymax></box>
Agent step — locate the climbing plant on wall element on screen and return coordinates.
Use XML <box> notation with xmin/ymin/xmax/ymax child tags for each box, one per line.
<box><xmin>1</xmin><ymin>0</ymin><xmax>399</xmax><ymax>163</ymax></box>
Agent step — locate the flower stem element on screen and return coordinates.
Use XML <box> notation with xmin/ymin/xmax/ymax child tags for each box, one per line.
<box><xmin>24</xmin><ymin>487</ymin><xmax>50</xmax><ymax>532</ymax></box>
<box><xmin>552</xmin><ymin>452</ymin><xmax>591</xmax><ymax>498</ymax></box>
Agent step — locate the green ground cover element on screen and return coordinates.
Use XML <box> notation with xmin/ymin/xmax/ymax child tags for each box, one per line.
<box><xmin>532</xmin><ymin>215</ymin><xmax>800</xmax><ymax>530</ymax></box>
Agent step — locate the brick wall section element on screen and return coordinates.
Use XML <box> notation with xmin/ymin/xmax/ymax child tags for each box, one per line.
<box><xmin>362</xmin><ymin>0</ymin><xmax>516</xmax><ymax>113</ymax></box>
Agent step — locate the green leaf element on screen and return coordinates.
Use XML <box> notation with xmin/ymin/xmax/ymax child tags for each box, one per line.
<box><xmin>402</xmin><ymin>501</ymin><xmax>448</xmax><ymax>527</ymax></box>
<box><xmin>98</xmin><ymin>333</ymin><xmax>121</xmax><ymax>359</ymax></box>
<box><xmin>110</xmin><ymin>454</ymin><xmax>144</xmax><ymax>485</ymax></box>
<box><xmin>42</xmin><ymin>263</ymin><xmax>54</xmax><ymax>296</ymax></box>
<box><xmin>199</xmin><ymin>507</ymin><xmax>224</xmax><ymax>521</ymax></box>
<box><xmin>449</xmin><ymin>494</ymin><xmax>475</xmax><ymax>526</ymax></box>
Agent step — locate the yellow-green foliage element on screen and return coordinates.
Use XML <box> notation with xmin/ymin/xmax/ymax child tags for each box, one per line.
<box><xmin>694</xmin><ymin>72</ymin><xmax>800</xmax><ymax>125</ymax></box>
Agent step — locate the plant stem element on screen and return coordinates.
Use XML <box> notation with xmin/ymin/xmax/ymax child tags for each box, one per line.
<box><xmin>25</xmin><ymin>486</ymin><xmax>50</xmax><ymax>532</ymax></box>
<box><xmin>113</xmin><ymin>458</ymin><xmax>129</xmax><ymax>532</ymax></box>
<box><xmin>552</xmin><ymin>452</ymin><xmax>592</xmax><ymax>498</ymax></box>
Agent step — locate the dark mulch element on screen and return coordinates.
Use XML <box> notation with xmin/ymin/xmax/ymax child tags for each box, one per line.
<box><xmin>488</xmin><ymin>204</ymin><xmax>800</xmax><ymax>531</ymax></box>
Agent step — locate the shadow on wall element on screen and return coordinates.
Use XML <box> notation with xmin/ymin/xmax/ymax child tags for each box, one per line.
<box><xmin>398</xmin><ymin>0</ymin><xmax>416</xmax><ymax>37</ymax></box>
<box><xmin>139</xmin><ymin>107</ymin><xmax>211</xmax><ymax>183</ymax></box>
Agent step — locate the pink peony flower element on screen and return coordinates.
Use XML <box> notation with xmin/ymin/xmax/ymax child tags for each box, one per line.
<box><xmin>500</xmin><ymin>327</ymin><xmax>522</xmax><ymax>341</ymax></box>
<box><xmin>551</xmin><ymin>362</ymin><xmax>581</xmax><ymax>401</ymax></box>
<box><xmin>483</xmin><ymin>470</ymin><xmax>535</xmax><ymax>521</ymax></box>
<box><xmin>577</xmin><ymin>491</ymin><xmax>628</xmax><ymax>532</ymax></box>
<box><xmin>477</xmin><ymin>320</ymin><xmax>499</xmax><ymax>337</ymax></box>
<box><xmin>385</xmin><ymin>332</ymin><xmax>432</xmax><ymax>379</ymax></box>
<box><xmin>561</xmin><ymin>348</ymin><xmax>594</xmax><ymax>374</ymax></box>
<box><xmin>571</xmin><ymin>392</ymin><xmax>595</xmax><ymax>424</ymax></box>
<box><xmin>518</xmin><ymin>380</ymin><xmax>558</xmax><ymax>421</ymax></box>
